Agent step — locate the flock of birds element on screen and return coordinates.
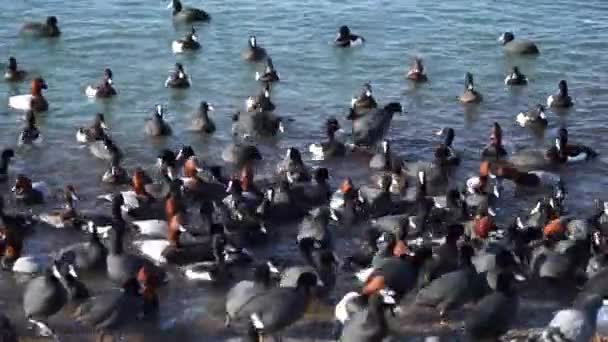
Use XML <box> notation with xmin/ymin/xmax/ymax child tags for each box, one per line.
<box><xmin>2</xmin><ymin>0</ymin><xmax>608</xmax><ymax>342</ymax></box>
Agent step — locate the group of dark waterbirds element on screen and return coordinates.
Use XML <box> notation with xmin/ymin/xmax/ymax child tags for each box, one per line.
<box><xmin>2</xmin><ymin>1</ymin><xmax>608</xmax><ymax>341</ymax></box>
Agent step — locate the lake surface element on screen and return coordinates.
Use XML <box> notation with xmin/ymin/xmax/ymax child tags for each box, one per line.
<box><xmin>1</xmin><ymin>0</ymin><xmax>608</xmax><ymax>340</ymax></box>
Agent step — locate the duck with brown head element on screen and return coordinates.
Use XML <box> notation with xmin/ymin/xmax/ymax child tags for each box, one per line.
<box><xmin>9</xmin><ymin>77</ymin><xmax>48</xmax><ymax>112</ymax></box>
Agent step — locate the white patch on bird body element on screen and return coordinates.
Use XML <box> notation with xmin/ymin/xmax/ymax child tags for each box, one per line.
<box><xmin>69</xmin><ymin>264</ymin><xmax>78</xmax><ymax>278</ymax></box>
<box><xmin>185</xmin><ymin>268</ymin><xmax>212</xmax><ymax>280</ymax></box>
<box><xmin>133</xmin><ymin>239</ymin><xmax>169</xmax><ymax>264</ymax></box>
<box><xmin>85</xmin><ymin>85</ymin><xmax>98</xmax><ymax>98</ymax></box>
<box><xmin>8</xmin><ymin>94</ymin><xmax>34</xmax><ymax>111</ymax></box>
<box><xmin>172</xmin><ymin>41</ymin><xmax>184</xmax><ymax>54</ymax></box>
<box><xmin>350</xmin><ymin>37</ymin><xmax>364</xmax><ymax>46</ymax></box>
<box><xmin>309</xmin><ymin>144</ymin><xmax>325</xmax><ymax>161</ymax></box>
<box><xmin>250</xmin><ymin>313</ymin><xmax>264</xmax><ymax>330</ymax></box>
<box><xmin>567</xmin><ymin>153</ymin><xmax>587</xmax><ymax>163</ymax></box>
<box><xmin>516</xmin><ymin>217</ymin><xmax>525</xmax><ymax>229</ymax></box>
<box><xmin>355</xmin><ymin>267</ymin><xmax>374</xmax><ymax>283</ymax></box>
<box><xmin>52</xmin><ymin>263</ymin><xmax>62</xmax><ymax>279</ymax></box>
<box><xmin>267</xmin><ymin>262</ymin><xmax>279</xmax><ymax>274</ymax></box>
<box><xmin>516</xmin><ymin>113</ymin><xmax>529</xmax><ymax>127</ymax></box>
<box><xmin>335</xmin><ymin>292</ymin><xmax>359</xmax><ymax>323</ymax></box>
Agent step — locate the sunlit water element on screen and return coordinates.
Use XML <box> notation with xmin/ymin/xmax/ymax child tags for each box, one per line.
<box><xmin>1</xmin><ymin>0</ymin><xmax>608</xmax><ymax>340</ymax></box>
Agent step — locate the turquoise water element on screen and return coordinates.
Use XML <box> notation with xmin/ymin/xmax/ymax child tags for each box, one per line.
<box><xmin>1</xmin><ymin>0</ymin><xmax>608</xmax><ymax>340</ymax></box>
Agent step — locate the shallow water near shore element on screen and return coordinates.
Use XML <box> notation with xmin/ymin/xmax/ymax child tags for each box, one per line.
<box><xmin>1</xmin><ymin>0</ymin><xmax>608</xmax><ymax>340</ymax></box>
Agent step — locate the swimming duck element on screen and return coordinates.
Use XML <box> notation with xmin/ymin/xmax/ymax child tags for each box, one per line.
<box><xmin>494</xmin><ymin>164</ymin><xmax>562</xmax><ymax>192</ymax></box>
<box><xmin>536</xmin><ymin>294</ymin><xmax>605</xmax><ymax>342</ymax></box>
<box><xmin>36</xmin><ymin>184</ymin><xmax>81</xmax><ymax>229</ymax></box>
<box><xmin>290</xmin><ymin>167</ymin><xmax>332</xmax><ymax>208</ymax></box>
<box><xmin>77</xmin><ymin>112</ymin><xmax>108</xmax><ymax>143</ymax></box>
<box><xmin>225</xmin><ymin>262</ymin><xmax>280</xmax><ymax>327</ymax></box>
<box><xmin>547</xmin><ymin>80</ymin><xmax>573</xmax><ymax>108</ymax></box>
<box><xmin>0</xmin><ymin>149</ymin><xmax>15</xmax><ymax>183</ymax></box>
<box><xmin>248</xmin><ymin>82</ymin><xmax>276</xmax><ymax>112</ymax></box>
<box><xmin>89</xmin><ymin>135</ymin><xmax>122</xmax><ymax>162</ymax></box>
<box><xmin>350</xmin><ymin>83</ymin><xmax>377</xmax><ymax>115</ymax></box>
<box><xmin>18</xmin><ymin>110</ymin><xmax>42</xmax><ymax>146</ymax></box>
<box><xmin>191</xmin><ymin>101</ymin><xmax>215</xmax><ymax>133</ymax></box>
<box><xmin>498</xmin><ymin>31</ymin><xmax>540</xmax><ymax>55</ymax></box>
<box><xmin>369</xmin><ymin>140</ymin><xmax>399</xmax><ymax>171</ymax></box>
<box><xmin>165</xmin><ymin>63</ymin><xmax>191</xmax><ymax>89</ymax></box>
<box><xmin>12</xmin><ymin>175</ymin><xmax>48</xmax><ymax>205</ymax></box>
<box><xmin>58</xmin><ymin>228</ymin><xmax>107</xmax><ymax>273</ymax></box>
<box><xmin>22</xmin><ymin>261</ymin><xmax>67</xmax><ymax>338</ymax></box>
<box><xmin>309</xmin><ymin>117</ymin><xmax>346</xmax><ymax>160</ymax></box>
<box><xmin>257</xmin><ymin>183</ymin><xmax>305</xmax><ymax>223</ymax></box>
<box><xmin>297</xmin><ymin>207</ymin><xmax>334</xmax><ymax>252</ymax></box>
<box><xmin>134</xmin><ymin>214</ymin><xmax>221</xmax><ymax>265</ymax></box>
<box><xmin>436</xmin><ymin>127</ymin><xmax>460</xmax><ymax>165</ymax></box>
<box><xmin>181</xmin><ymin>234</ymin><xmax>235</xmax><ymax>282</ymax></box>
<box><xmin>9</xmin><ymin>77</ymin><xmax>48</xmax><ymax>112</ymax></box>
<box><xmin>335</xmin><ymin>289</ymin><xmax>397</xmax><ymax>342</ymax></box>
<box><xmin>230</xmin><ymin>272</ymin><xmax>319</xmax><ymax>341</ymax></box>
<box><xmin>242</xmin><ymin>35</ymin><xmax>267</xmax><ymax>62</ymax></box>
<box><xmin>545</xmin><ymin>128</ymin><xmax>598</xmax><ymax>164</ymax></box>
<box><xmin>222</xmin><ymin>143</ymin><xmax>262</xmax><ymax>167</ymax></box>
<box><xmin>145</xmin><ymin>105</ymin><xmax>172</xmax><ymax>136</ymax></box>
<box><xmin>334</xmin><ymin>25</ymin><xmax>364</xmax><ymax>48</ymax></box>
<box><xmin>255</xmin><ymin>57</ymin><xmax>279</xmax><ymax>83</ymax></box>
<box><xmin>481</xmin><ymin>122</ymin><xmax>508</xmax><ymax>160</ymax></box>
<box><xmin>172</xmin><ymin>26</ymin><xmax>201</xmax><ymax>54</ymax></box>
<box><xmin>276</xmin><ymin>147</ymin><xmax>311</xmax><ymax>183</ymax></box>
<box><xmin>74</xmin><ymin>274</ymin><xmax>158</xmax><ymax>337</ymax></box>
<box><xmin>516</xmin><ymin>104</ymin><xmax>548</xmax><ymax>128</ymax></box>
<box><xmin>168</xmin><ymin>0</ymin><xmax>210</xmax><ymax>22</ymax></box>
<box><xmin>350</xmin><ymin>102</ymin><xmax>403</xmax><ymax>147</ymax></box>
<box><xmin>4</xmin><ymin>57</ymin><xmax>27</xmax><ymax>82</ymax></box>
<box><xmin>359</xmin><ymin>248</ymin><xmax>433</xmax><ymax>298</ymax></box>
<box><xmin>459</xmin><ymin>72</ymin><xmax>483</xmax><ymax>104</ymax></box>
<box><xmin>106</xmin><ymin>216</ymin><xmax>167</xmax><ymax>286</ymax></box>
<box><xmin>234</xmin><ymin>110</ymin><xmax>284</xmax><ymax>139</ymax></box>
<box><xmin>504</xmin><ymin>66</ymin><xmax>528</xmax><ymax>86</ymax></box>
<box><xmin>415</xmin><ymin>245</ymin><xmax>484</xmax><ymax>323</ymax></box>
<box><xmin>21</xmin><ymin>16</ymin><xmax>61</xmax><ymax>37</ymax></box>
<box><xmin>464</xmin><ymin>272</ymin><xmax>518</xmax><ymax>341</ymax></box>
<box><xmin>406</xmin><ymin>57</ymin><xmax>428</xmax><ymax>82</ymax></box>
<box><xmin>85</xmin><ymin>68</ymin><xmax>117</xmax><ymax>98</ymax></box>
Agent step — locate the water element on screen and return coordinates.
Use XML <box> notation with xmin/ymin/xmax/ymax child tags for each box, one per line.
<box><xmin>1</xmin><ymin>0</ymin><xmax>608</xmax><ymax>340</ymax></box>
